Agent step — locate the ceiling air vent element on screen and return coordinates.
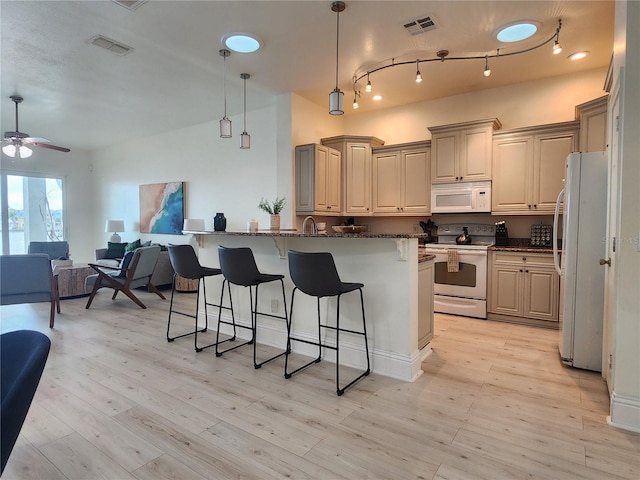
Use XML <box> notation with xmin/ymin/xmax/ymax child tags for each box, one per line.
<box><xmin>89</xmin><ymin>35</ymin><xmax>134</xmax><ymax>56</ymax></box>
<box><xmin>403</xmin><ymin>15</ymin><xmax>438</xmax><ymax>36</ymax></box>
<box><xmin>112</xmin><ymin>0</ymin><xmax>148</xmax><ymax>10</ymax></box>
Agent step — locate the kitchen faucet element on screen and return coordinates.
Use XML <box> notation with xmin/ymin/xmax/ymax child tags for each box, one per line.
<box><xmin>302</xmin><ymin>216</ymin><xmax>317</xmax><ymax>234</ymax></box>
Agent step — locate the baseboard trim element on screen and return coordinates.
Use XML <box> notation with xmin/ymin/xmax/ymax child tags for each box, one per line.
<box><xmin>607</xmin><ymin>392</ymin><xmax>640</xmax><ymax>433</ymax></box>
<box><xmin>202</xmin><ymin>311</ymin><xmax>423</xmax><ymax>382</ymax></box>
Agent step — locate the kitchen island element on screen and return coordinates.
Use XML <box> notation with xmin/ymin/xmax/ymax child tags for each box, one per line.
<box><xmin>183</xmin><ymin>229</ymin><xmax>433</xmax><ymax>381</ymax></box>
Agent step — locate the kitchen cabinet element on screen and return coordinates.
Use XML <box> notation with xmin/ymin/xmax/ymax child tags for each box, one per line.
<box><xmin>372</xmin><ymin>142</ymin><xmax>430</xmax><ymax>215</ymax></box>
<box><xmin>295</xmin><ymin>144</ymin><xmax>341</xmax><ymax>216</ymax></box>
<box><xmin>492</xmin><ymin>121</ymin><xmax>579</xmax><ymax>214</ymax></box>
<box><xmin>489</xmin><ymin>251</ymin><xmax>559</xmax><ymax>323</ymax></box>
<box><xmin>321</xmin><ymin>135</ymin><xmax>385</xmax><ymax>215</ymax></box>
<box><xmin>575</xmin><ymin>95</ymin><xmax>608</xmax><ymax>152</ymax></box>
<box><xmin>418</xmin><ymin>258</ymin><xmax>434</xmax><ymax>349</ymax></box>
<box><xmin>428</xmin><ymin>118</ymin><xmax>501</xmax><ymax>184</ymax></box>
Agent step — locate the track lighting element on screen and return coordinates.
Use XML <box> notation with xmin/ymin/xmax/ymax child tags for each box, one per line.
<box><xmin>240</xmin><ymin>73</ymin><xmax>250</xmax><ymax>149</ymax></box>
<box><xmin>219</xmin><ymin>49</ymin><xmax>232</xmax><ymax>138</ymax></box>
<box><xmin>351</xmin><ymin>18</ymin><xmax>562</xmax><ymax>109</ymax></box>
<box><xmin>415</xmin><ymin>60</ymin><xmax>422</xmax><ymax>83</ymax></box>
<box><xmin>328</xmin><ymin>1</ymin><xmax>346</xmax><ymax>115</ymax></box>
<box><xmin>553</xmin><ymin>19</ymin><xmax>562</xmax><ymax>55</ymax></box>
<box><xmin>483</xmin><ymin>55</ymin><xmax>491</xmax><ymax>77</ymax></box>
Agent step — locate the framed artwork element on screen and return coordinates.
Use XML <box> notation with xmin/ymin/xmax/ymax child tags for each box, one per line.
<box><xmin>139</xmin><ymin>182</ymin><xmax>184</xmax><ymax>234</ymax></box>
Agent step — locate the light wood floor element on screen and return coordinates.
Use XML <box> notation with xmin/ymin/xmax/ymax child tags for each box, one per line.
<box><xmin>1</xmin><ymin>290</ymin><xmax>639</xmax><ymax>480</ymax></box>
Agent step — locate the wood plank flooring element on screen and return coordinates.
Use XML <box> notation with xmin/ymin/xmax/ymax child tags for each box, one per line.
<box><xmin>1</xmin><ymin>290</ymin><xmax>639</xmax><ymax>479</ymax></box>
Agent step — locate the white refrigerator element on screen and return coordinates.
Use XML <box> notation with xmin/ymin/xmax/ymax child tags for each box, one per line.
<box><xmin>553</xmin><ymin>151</ymin><xmax>607</xmax><ymax>372</ymax></box>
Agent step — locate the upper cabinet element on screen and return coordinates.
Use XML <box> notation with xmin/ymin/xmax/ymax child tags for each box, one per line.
<box><xmin>575</xmin><ymin>95</ymin><xmax>608</xmax><ymax>152</ymax></box>
<box><xmin>372</xmin><ymin>141</ymin><xmax>431</xmax><ymax>215</ymax></box>
<box><xmin>321</xmin><ymin>135</ymin><xmax>385</xmax><ymax>215</ymax></box>
<box><xmin>492</xmin><ymin>121</ymin><xmax>579</xmax><ymax>215</ymax></box>
<box><xmin>295</xmin><ymin>144</ymin><xmax>341</xmax><ymax>216</ymax></box>
<box><xmin>428</xmin><ymin>118</ymin><xmax>502</xmax><ymax>184</ymax></box>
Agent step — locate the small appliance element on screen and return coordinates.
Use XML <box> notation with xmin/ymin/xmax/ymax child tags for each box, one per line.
<box><xmin>431</xmin><ymin>181</ymin><xmax>492</xmax><ymax>213</ymax></box>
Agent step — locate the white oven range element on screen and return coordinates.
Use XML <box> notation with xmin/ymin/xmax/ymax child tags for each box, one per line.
<box><xmin>421</xmin><ymin>223</ymin><xmax>495</xmax><ymax>319</ymax></box>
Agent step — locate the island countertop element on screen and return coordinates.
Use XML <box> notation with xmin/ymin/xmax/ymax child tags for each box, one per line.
<box><xmin>183</xmin><ymin>229</ymin><xmax>428</xmax><ymax>239</ymax></box>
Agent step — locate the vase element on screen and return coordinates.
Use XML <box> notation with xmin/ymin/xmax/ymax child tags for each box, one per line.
<box><xmin>213</xmin><ymin>212</ymin><xmax>226</xmax><ymax>232</ymax></box>
<box><xmin>270</xmin><ymin>214</ymin><xmax>280</xmax><ymax>231</ymax></box>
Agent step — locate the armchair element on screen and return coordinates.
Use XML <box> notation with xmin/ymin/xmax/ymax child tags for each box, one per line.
<box><xmin>85</xmin><ymin>245</ymin><xmax>166</xmax><ymax>309</ymax></box>
<box><xmin>27</xmin><ymin>241</ymin><xmax>69</xmax><ymax>260</ymax></box>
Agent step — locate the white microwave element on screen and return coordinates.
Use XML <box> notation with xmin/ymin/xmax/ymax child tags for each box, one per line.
<box><xmin>431</xmin><ymin>181</ymin><xmax>492</xmax><ymax>213</ymax></box>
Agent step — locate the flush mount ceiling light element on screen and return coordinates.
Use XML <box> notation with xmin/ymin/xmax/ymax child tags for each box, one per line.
<box><xmin>569</xmin><ymin>51</ymin><xmax>589</xmax><ymax>60</ymax></box>
<box><xmin>219</xmin><ymin>49</ymin><xmax>232</xmax><ymax>138</ymax></box>
<box><xmin>352</xmin><ymin>19</ymin><xmax>562</xmax><ymax>109</ymax></box>
<box><xmin>329</xmin><ymin>1</ymin><xmax>346</xmax><ymax>115</ymax></box>
<box><xmin>222</xmin><ymin>33</ymin><xmax>262</xmax><ymax>53</ymax></box>
<box><xmin>496</xmin><ymin>21</ymin><xmax>538</xmax><ymax>43</ymax></box>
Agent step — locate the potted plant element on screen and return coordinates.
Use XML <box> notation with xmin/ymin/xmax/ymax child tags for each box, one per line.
<box><xmin>258</xmin><ymin>197</ymin><xmax>286</xmax><ymax>230</ymax></box>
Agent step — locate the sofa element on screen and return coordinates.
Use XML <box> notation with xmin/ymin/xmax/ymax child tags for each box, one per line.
<box><xmin>95</xmin><ymin>248</ymin><xmax>174</xmax><ymax>288</ymax></box>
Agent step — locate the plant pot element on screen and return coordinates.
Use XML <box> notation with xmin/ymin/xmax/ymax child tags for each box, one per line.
<box><xmin>270</xmin><ymin>214</ymin><xmax>281</xmax><ymax>231</ymax></box>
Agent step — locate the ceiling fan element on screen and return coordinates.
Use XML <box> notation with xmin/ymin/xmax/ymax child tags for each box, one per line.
<box><xmin>2</xmin><ymin>95</ymin><xmax>70</xmax><ymax>158</ymax></box>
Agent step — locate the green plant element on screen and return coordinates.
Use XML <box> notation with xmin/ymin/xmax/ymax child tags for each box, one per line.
<box><xmin>258</xmin><ymin>197</ymin><xmax>286</xmax><ymax>215</ymax></box>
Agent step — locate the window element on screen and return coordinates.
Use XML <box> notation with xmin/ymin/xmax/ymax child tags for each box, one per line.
<box><xmin>0</xmin><ymin>172</ymin><xmax>65</xmax><ymax>254</ymax></box>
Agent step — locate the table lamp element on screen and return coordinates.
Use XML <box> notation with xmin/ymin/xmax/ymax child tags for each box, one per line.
<box><xmin>105</xmin><ymin>220</ymin><xmax>125</xmax><ymax>243</ymax></box>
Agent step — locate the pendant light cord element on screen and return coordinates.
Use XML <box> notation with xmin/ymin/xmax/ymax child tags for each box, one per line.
<box><xmin>223</xmin><ymin>54</ymin><xmax>227</xmax><ymax>117</ymax></box>
<box><xmin>334</xmin><ymin>7</ymin><xmax>340</xmax><ymax>89</ymax></box>
<box><xmin>243</xmin><ymin>76</ymin><xmax>247</xmax><ymax>131</ymax></box>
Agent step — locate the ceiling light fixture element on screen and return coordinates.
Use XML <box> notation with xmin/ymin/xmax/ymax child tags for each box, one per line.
<box><xmin>553</xmin><ymin>19</ymin><xmax>563</xmax><ymax>55</ymax></box>
<box><xmin>329</xmin><ymin>1</ymin><xmax>346</xmax><ymax>115</ymax></box>
<box><xmin>569</xmin><ymin>51</ymin><xmax>589</xmax><ymax>61</ymax></box>
<box><xmin>2</xmin><ymin>143</ymin><xmax>32</xmax><ymax>159</ymax></box>
<box><xmin>240</xmin><ymin>73</ymin><xmax>251</xmax><ymax>149</ymax></box>
<box><xmin>222</xmin><ymin>33</ymin><xmax>262</xmax><ymax>53</ymax></box>
<box><xmin>483</xmin><ymin>55</ymin><xmax>491</xmax><ymax>77</ymax></box>
<box><xmin>352</xmin><ymin>19</ymin><xmax>562</xmax><ymax>109</ymax></box>
<box><xmin>219</xmin><ymin>49</ymin><xmax>232</xmax><ymax>138</ymax></box>
<box><xmin>415</xmin><ymin>59</ymin><xmax>422</xmax><ymax>83</ymax></box>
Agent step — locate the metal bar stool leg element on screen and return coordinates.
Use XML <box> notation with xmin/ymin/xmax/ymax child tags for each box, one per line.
<box><xmin>215</xmin><ymin>280</ymin><xmax>253</xmax><ymax>357</ymax></box>
<box><xmin>167</xmin><ymin>274</ymin><xmax>207</xmax><ymax>344</ymax></box>
<box><xmin>253</xmin><ymin>279</ymin><xmax>289</xmax><ymax>369</ymax></box>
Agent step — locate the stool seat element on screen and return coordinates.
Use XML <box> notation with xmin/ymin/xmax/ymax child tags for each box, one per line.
<box><xmin>285</xmin><ymin>250</ymin><xmax>370</xmax><ymax>396</ymax></box>
<box><xmin>166</xmin><ymin>244</ymin><xmax>229</xmax><ymax>351</ymax></box>
<box><xmin>216</xmin><ymin>246</ymin><xmax>289</xmax><ymax>369</ymax></box>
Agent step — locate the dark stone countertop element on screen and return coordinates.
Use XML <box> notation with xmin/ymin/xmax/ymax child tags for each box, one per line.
<box><xmin>418</xmin><ymin>253</ymin><xmax>436</xmax><ymax>263</ymax></box>
<box><xmin>183</xmin><ymin>230</ymin><xmax>428</xmax><ymax>239</ymax></box>
<box><xmin>489</xmin><ymin>238</ymin><xmax>560</xmax><ymax>254</ymax></box>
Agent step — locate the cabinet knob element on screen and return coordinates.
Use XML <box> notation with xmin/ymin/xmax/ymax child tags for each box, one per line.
<box><xmin>525</xmin><ymin>269</ymin><xmax>529</xmax><ymax>273</ymax></box>
<box><xmin>599</xmin><ymin>258</ymin><xmax>611</xmax><ymax>266</ymax></box>
<box><xmin>522</xmin><ymin>257</ymin><xmax>526</xmax><ymax>261</ymax></box>
<box><xmin>528</xmin><ymin>204</ymin><xmax>532</xmax><ymax>208</ymax></box>
<box><xmin>534</xmin><ymin>204</ymin><xmax>538</xmax><ymax>209</ymax></box>
<box><xmin>519</xmin><ymin>269</ymin><xmax>523</xmax><ymax>272</ymax></box>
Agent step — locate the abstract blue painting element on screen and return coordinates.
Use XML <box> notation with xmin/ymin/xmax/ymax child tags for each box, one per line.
<box><xmin>139</xmin><ymin>182</ymin><xmax>184</xmax><ymax>234</ymax></box>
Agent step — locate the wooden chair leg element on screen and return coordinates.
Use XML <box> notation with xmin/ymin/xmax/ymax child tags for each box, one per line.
<box><xmin>118</xmin><ymin>288</ymin><xmax>147</xmax><ymax>309</ymax></box>
<box><xmin>147</xmin><ymin>283</ymin><xmax>166</xmax><ymax>300</ymax></box>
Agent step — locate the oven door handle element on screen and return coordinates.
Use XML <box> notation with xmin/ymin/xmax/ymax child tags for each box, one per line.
<box><xmin>448</xmin><ymin>249</ymin><xmax>487</xmax><ymax>257</ymax></box>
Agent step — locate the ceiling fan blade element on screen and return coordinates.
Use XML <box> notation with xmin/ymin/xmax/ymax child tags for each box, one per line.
<box><xmin>32</xmin><ymin>142</ymin><xmax>71</xmax><ymax>153</ymax></box>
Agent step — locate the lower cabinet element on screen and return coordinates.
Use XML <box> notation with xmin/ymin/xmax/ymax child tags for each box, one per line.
<box><xmin>488</xmin><ymin>251</ymin><xmax>559</xmax><ymax>323</ymax></box>
<box><xmin>418</xmin><ymin>259</ymin><xmax>434</xmax><ymax>349</ymax></box>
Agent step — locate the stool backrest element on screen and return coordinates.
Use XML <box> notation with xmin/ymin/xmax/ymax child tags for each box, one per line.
<box><xmin>218</xmin><ymin>246</ymin><xmax>261</xmax><ymax>286</ymax></box>
<box><xmin>287</xmin><ymin>250</ymin><xmax>343</xmax><ymax>297</ymax></box>
<box><xmin>167</xmin><ymin>244</ymin><xmax>202</xmax><ymax>280</ymax></box>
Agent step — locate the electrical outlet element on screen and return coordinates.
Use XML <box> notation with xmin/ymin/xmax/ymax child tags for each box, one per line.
<box><xmin>271</xmin><ymin>299</ymin><xmax>279</xmax><ymax>313</ymax></box>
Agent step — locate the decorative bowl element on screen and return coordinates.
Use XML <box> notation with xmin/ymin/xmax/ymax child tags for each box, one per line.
<box><xmin>332</xmin><ymin>225</ymin><xmax>366</xmax><ymax>233</ymax></box>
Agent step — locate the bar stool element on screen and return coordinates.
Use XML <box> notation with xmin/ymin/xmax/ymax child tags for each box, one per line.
<box><xmin>166</xmin><ymin>244</ymin><xmax>232</xmax><ymax>352</ymax></box>
<box><xmin>216</xmin><ymin>246</ymin><xmax>289</xmax><ymax>369</ymax></box>
<box><xmin>285</xmin><ymin>250</ymin><xmax>370</xmax><ymax>396</ymax></box>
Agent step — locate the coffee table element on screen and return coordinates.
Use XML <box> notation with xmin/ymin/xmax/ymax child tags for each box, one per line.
<box><xmin>53</xmin><ymin>263</ymin><xmax>94</xmax><ymax>302</ymax></box>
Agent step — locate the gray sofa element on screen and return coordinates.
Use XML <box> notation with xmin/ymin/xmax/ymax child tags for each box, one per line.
<box><xmin>95</xmin><ymin>248</ymin><xmax>174</xmax><ymax>287</ymax></box>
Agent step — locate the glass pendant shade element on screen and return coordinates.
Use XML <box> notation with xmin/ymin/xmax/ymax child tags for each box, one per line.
<box><xmin>329</xmin><ymin>88</ymin><xmax>344</xmax><ymax>115</ymax></box>
<box><xmin>220</xmin><ymin>117</ymin><xmax>232</xmax><ymax>137</ymax></box>
<box><xmin>240</xmin><ymin>131</ymin><xmax>250</xmax><ymax>149</ymax></box>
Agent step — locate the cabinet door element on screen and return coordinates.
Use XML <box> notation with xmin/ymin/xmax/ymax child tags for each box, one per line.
<box><xmin>523</xmin><ymin>267</ymin><xmax>559</xmax><ymax>321</ymax></box>
<box><xmin>313</xmin><ymin>145</ymin><xmax>329</xmax><ymax>211</ymax></box>
<box><xmin>326</xmin><ymin>147</ymin><xmax>341</xmax><ymax>212</ymax></box>
<box><xmin>533</xmin><ymin>133</ymin><xmax>575</xmax><ymax>213</ymax></box>
<box><xmin>418</xmin><ymin>260</ymin><xmax>434</xmax><ymax>349</ymax></box>
<box><xmin>295</xmin><ymin>144</ymin><xmax>315</xmax><ymax>213</ymax></box>
<box><xmin>401</xmin><ymin>149</ymin><xmax>430</xmax><ymax>214</ymax></box>
<box><xmin>491</xmin><ymin>136</ymin><xmax>533</xmax><ymax>213</ymax></box>
<box><xmin>344</xmin><ymin>143</ymin><xmax>371</xmax><ymax>214</ymax></box>
<box><xmin>489</xmin><ymin>264</ymin><xmax>523</xmax><ymax>316</ymax></box>
<box><xmin>372</xmin><ymin>152</ymin><xmax>401</xmax><ymax>213</ymax></box>
<box><xmin>431</xmin><ymin>132</ymin><xmax>458</xmax><ymax>183</ymax></box>
<box><xmin>460</xmin><ymin>127</ymin><xmax>492</xmax><ymax>181</ymax></box>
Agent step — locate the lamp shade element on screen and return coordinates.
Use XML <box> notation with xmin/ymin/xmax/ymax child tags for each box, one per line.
<box><xmin>105</xmin><ymin>220</ymin><xmax>124</xmax><ymax>243</ymax></box>
<box><xmin>183</xmin><ymin>218</ymin><xmax>205</xmax><ymax>231</ymax></box>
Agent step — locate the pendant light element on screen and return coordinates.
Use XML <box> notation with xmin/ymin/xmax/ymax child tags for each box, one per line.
<box><xmin>483</xmin><ymin>55</ymin><xmax>491</xmax><ymax>77</ymax></box>
<box><xmin>552</xmin><ymin>19</ymin><xmax>563</xmax><ymax>55</ymax></box>
<box><xmin>415</xmin><ymin>60</ymin><xmax>422</xmax><ymax>83</ymax></box>
<box><xmin>219</xmin><ymin>49</ymin><xmax>232</xmax><ymax>138</ymax></box>
<box><xmin>328</xmin><ymin>1</ymin><xmax>345</xmax><ymax>115</ymax></box>
<box><xmin>240</xmin><ymin>73</ymin><xmax>250</xmax><ymax>149</ymax></box>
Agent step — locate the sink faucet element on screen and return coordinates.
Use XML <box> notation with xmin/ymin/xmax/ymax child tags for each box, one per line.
<box><xmin>302</xmin><ymin>216</ymin><xmax>317</xmax><ymax>234</ymax></box>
